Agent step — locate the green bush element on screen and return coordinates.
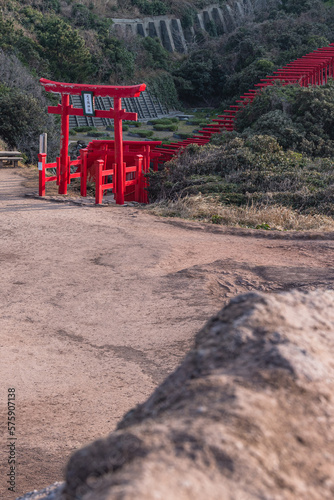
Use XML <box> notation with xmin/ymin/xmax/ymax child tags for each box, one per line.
<box><xmin>173</xmin><ymin>48</ymin><xmax>226</xmax><ymax>105</ymax></box>
<box><xmin>71</xmin><ymin>3</ymin><xmax>112</xmax><ymax>30</ymax></box>
<box><xmin>189</xmin><ymin>118</ymin><xmax>209</xmax><ymax>126</ymax></box>
<box><xmin>180</xmin><ymin>5</ymin><xmax>197</xmax><ymax>29</ymax></box>
<box><xmin>73</xmin><ymin>126</ymin><xmax>97</xmax><ymax>132</ymax></box>
<box><xmin>150</xmin><ymin>118</ymin><xmax>180</xmax><ymax>125</ymax></box>
<box><xmin>235</xmin><ymin>81</ymin><xmax>334</xmax><ymax>157</ymax></box>
<box><xmin>280</xmin><ymin>0</ymin><xmax>314</xmax><ymax>14</ymax></box>
<box><xmin>150</xmin><ymin>118</ymin><xmax>175</xmax><ymax>125</ymax></box>
<box><xmin>88</xmin><ymin>131</ymin><xmax>110</xmax><ymax>137</ymax></box>
<box><xmin>131</xmin><ymin>0</ymin><xmax>167</xmax><ymax>15</ymax></box>
<box><xmin>0</xmin><ymin>84</ymin><xmax>59</xmax><ymax>162</ymax></box>
<box><xmin>134</xmin><ymin>130</ymin><xmax>154</xmax><ymax>138</ymax></box>
<box><xmin>123</xmin><ymin>120</ymin><xmax>142</xmax><ymax>127</ymax></box>
<box><xmin>147</xmin><ymin>134</ymin><xmax>334</xmax><ymax>216</ymax></box>
<box><xmin>153</xmin><ymin>123</ymin><xmax>178</xmax><ymax>132</ymax></box>
<box><xmin>141</xmin><ymin>37</ymin><xmax>169</xmax><ymax>70</ymax></box>
<box><xmin>97</xmin><ymin>34</ymin><xmax>135</xmax><ymax>82</ymax></box>
<box><xmin>146</xmin><ymin>73</ymin><xmax>180</xmax><ymax>110</ymax></box>
<box><xmin>174</xmin><ymin>132</ymin><xmax>193</xmax><ymax>139</ymax></box>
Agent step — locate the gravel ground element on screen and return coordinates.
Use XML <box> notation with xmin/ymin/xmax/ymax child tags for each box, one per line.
<box><xmin>0</xmin><ymin>167</ymin><xmax>333</xmax><ymax>499</ymax></box>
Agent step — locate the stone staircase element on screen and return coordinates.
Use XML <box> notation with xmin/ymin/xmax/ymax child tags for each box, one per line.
<box><xmin>69</xmin><ymin>90</ymin><xmax>170</xmax><ymax>128</ymax></box>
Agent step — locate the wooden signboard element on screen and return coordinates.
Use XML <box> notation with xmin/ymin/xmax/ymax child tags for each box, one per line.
<box><xmin>81</xmin><ymin>91</ymin><xmax>95</xmax><ymax>116</ymax></box>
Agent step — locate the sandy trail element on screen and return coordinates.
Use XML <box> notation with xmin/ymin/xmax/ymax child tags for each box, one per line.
<box><xmin>0</xmin><ymin>167</ymin><xmax>333</xmax><ymax>499</ymax></box>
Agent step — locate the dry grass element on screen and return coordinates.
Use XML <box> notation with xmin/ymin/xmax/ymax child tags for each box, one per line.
<box><xmin>0</xmin><ymin>137</ymin><xmax>10</xmax><ymax>150</ymax></box>
<box><xmin>17</xmin><ymin>166</ymin><xmax>334</xmax><ymax>231</ymax></box>
<box><xmin>147</xmin><ymin>194</ymin><xmax>334</xmax><ymax>231</ymax></box>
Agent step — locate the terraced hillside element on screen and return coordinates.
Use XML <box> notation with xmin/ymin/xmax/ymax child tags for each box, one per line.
<box><xmin>1</xmin><ymin>0</ymin><xmax>334</xmax><ymax>163</ymax></box>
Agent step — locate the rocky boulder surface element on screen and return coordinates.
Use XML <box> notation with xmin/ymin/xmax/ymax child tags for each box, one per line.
<box><xmin>58</xmin><ymin>290</ymin><xmax>334</xmax><ymax>500</ymax></box>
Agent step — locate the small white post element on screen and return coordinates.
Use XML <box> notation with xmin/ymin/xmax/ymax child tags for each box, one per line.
<box><xmin>39</xmin><ymin>133</ymin><xmax>47</xmax><ymax>155</ymax></box>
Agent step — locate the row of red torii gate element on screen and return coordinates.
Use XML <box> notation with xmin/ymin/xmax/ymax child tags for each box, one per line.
<box><xmin>38</xmin><ymin>42</ymin><xmax>334</xmax><ymax>205</ymax></box>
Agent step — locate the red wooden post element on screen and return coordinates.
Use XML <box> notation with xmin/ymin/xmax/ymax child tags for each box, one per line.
<box><xmin>135</xmin><ymin>155</ymin><xmax>143</xmax><ymax>202</ymax></box>
<box><xmin>113</xmin><ymin>97</ymin><xmax>125</xmax><ymax>205</ymax></box>
<box><xmin>38</xmin><ymin>153</ymin><xmax>47</xmax><ymax>197</ymax></box>
<box><xmin>56</xmin><ymin>156</ymin><xmax>60</xmax><ymax>185</ymax></box>
<box><xmin>80</xmin><ymin>148</ymin><xmax>88</xmax><ymax>197</ymax></box>
<box><xmin>145</xmin><ymin>145</ymin><xmax>150</xmax><ymax>174</ymax></box>
<box><xmin>59</xmin><ymin>93</ymin><xmax>70</xmax><ymax>194</ymax></box>
<box><xmin>112</xmin><ymin>163</ymin><xmax>117</xmax><ymax>198</ymax></box>
<box><xmin>68</xmin><ymin>155</ymin><xmax>71</xmax><ymax>182</ymax></box>
<box><xmin>95</xmin><ymin>159</ymin><xmax>104</xmax><ymax>205</ymax></box>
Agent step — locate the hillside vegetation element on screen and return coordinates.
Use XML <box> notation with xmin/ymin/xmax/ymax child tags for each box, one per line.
<box><xmin>147</xmin><ymin>80</ymin><xmax>334</xmax><ymax>230</ymax></box>
<box><xmin>0</xmin><ymin>0</ymin><xmax>334</xmax><ymax>232</ymax></box>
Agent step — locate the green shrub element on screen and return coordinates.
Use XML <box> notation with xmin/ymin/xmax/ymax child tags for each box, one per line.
<box><xmin>0</xmin><ymin>84</ymin><xmax>59</xmax><ymax>162</ymax></box>
<box><xmin>150</xmin><ymin>118</ymin><xmax>174</xmax><ymax>125</ymax></box>
<box><xmin>189</xmin><ymin>118</ymin><xmax>208</xmax><ymax>126</ymax></box>
<box><xmin>131</xmin><ymin>0</ymin><xmax>167</xmax><ymax>15</ymax></box>
<box><xmin>153</xmin><ymin>123</ymin><xmax>178</xmax><ymax>132</ymax></box>
<box><xmin>134</xmin><ymin>130</ymin><xmax>154</xmax><ymax>138</ymax></box>
<box><xmin>123</xmin><ymin>120</ymin><xmax>141</xmax><ymax>127</ymax></box>
<box><xmin>211</xmin><ymin>214</ymin><xmax>224</xmax><ymax>224</ymax></box>
<box><xmin>174</xmin><ymin>132</ymin><xmax>193</xmax><ymax>139</ymax></box>
<box><xmin>141</xmin><ymin>37</ymin><xmax>169</xmax><ymax>70</ymax></box>
<box><xmin>180</xmin><ymin>5</ymin><xmax>197</xmax><ymax>29</ymax></box>
<box><xmin>146</xmin><ymin>73</ymin><xmax>180</xmax><ymax>110</ymax></box>
<box><xmin>97</xmin><ymin>34</ymin><xmax>135</xmax><ymax>82</ymax></box>
<box><xmin>88</xmin><ymin>131</ymin><xmax>109</xmax><ymax>137</ymax></box>
<box><xmin>146</xmin><ymin>134</ymin><xmax>334</xmax><ymax>216</ymax></box>
<box><xmin>73</xmin><ymin>126</ymin><xmax>97</xmax><ymax>132</ymax></box>
<box><xmin>235</xmin><ymin>81</ymin><xmax>334</xmax><ymax>157</ymax></box>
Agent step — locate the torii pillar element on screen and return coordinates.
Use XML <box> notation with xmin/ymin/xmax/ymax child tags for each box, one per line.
<box><xmin>40</xmin><ymin>78</ymin><xmax>146</xmax><ymax>204</ymax></box>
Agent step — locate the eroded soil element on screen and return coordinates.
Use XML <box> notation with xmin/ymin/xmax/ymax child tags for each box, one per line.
<box><xmin>0</xmin><ymin>167</ymin><xmax>333</xmax><ymax>499</ymax></box>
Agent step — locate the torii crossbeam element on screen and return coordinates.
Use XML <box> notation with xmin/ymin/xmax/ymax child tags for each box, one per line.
<box><xmin>40</xmin><ymin>78</ymin><xmax>146</xmax><ymax>204</ymax></box>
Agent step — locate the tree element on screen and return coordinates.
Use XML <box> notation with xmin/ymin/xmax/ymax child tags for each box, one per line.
<box><xmin>235</xmin><ymin>81</ymin><xmax>334</xmax><ymax>157</ymax></box>
<box><xmin>0</xmin><ymin>84</ymin><xmax>59</xmax><ymax>162</ymax></box>
<box><xmin>37</xmin><ymin>17</ymin><xmax>92</xmax><ymax>82</ymax></box>
<box><xmin>173</xmin><ymin>48</ymin><xmax>226</xmax><ymax>105</ymax></box>
<box><xmin>141</xmin><ymin>37</ymin><xmax>169</xmax><ymax>70</ymax></box>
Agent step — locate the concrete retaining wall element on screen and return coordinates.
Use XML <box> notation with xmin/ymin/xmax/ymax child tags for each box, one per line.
<box><xmin>112</xmin><ymin>0</ymin><xmax>281</xmax><ymax>53</ymax></box>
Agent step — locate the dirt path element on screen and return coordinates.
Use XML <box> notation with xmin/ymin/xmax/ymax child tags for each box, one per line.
<box><xmin>0</xmin><ymin>167</ymin><xmax>334</xmax><ymax>499</ymax></box>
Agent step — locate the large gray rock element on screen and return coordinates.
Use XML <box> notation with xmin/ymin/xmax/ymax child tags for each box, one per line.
<box><xmin>62</xmin><ymin>290</ymin><xmax>334</xmax><ymax>500</ymax></box>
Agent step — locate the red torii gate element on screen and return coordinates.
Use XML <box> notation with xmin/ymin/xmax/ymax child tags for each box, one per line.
<box><xmin>40</xmin><ymin>78</ymin><xmax>146</xmax><ymax>204</ymax></box>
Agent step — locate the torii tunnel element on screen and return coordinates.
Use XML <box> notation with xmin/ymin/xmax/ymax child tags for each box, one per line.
<box><xmin>155</xmin><ymin>43</ymin><xmax>334</xmax><ymax>163</ymax></box>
